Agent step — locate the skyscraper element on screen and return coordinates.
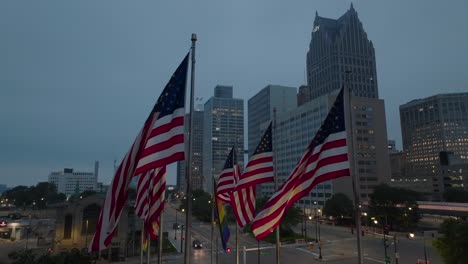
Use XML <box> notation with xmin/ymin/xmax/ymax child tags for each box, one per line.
<box><xmin>203</xmin><ymin>85</ymin><xmax>244</xmax><ymax>193</ymax></box>
<box><xmin>400</xmin><ymin>92</ymin><xmax>468</xmax><ymax>197</ymax></box>
<box><xmin>177</xmin><ymin>109</ymin><xmax>204</xmax><ymax>192</ymax></box>
<box><xmin>248</xmin><ymin>85</ymin><xmax>297</xmax><ymax>157</ymax></box>
<box><xmin>303</xmin><ymin>5</ymin><xmax>389</xmax><ymax>201</ymax></box>
<box><xmin>306</xmin><ymin>4</ymin><xmax>378</xmax><ymax>100</ymax></box>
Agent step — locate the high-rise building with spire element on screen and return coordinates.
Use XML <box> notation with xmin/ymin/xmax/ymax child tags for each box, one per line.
<box><xmin>306</xmin><ymin>3</ymin><xmax>378</xmax><ymax>100</ymax></box>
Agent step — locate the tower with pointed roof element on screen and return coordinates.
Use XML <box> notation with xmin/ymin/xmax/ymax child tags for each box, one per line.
<box><xmin>306</xmin><ymin>4</ymin><xmax>378</xmax><ymax>100</ymax></box>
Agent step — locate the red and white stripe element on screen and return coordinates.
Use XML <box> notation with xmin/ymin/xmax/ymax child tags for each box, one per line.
<box><xmin>135</xmin><ymin>171</ymin><xmax>151</xmax><ymax>219</ymax></box>
<box><xmin>135</xmin><ymin>108</ymin><xmax>185</xmax><ymax>176</ymax></box>
<box><xmin>89</xmin><ymin>54</ymin><xmax>188</xmax><ymax>252</ymax></box>
<box><xmin>89</xmin><ymin>126</ymin><xmax>147</xmax><ymax>252</ymax></box>
<box><xmin>251</xmin><ymin>131</ymin><xmax>350</xmax><ymax>240</ymax></box>
<box><xmin>231</xmin><ymin>152</ymin><xmax>274</xmax><ymax>227</ymax></box>
<box><xmin>216</xmin><ymin>166</ymin><xmax>237</xmax><ymax>203</ymax></box>
<box><xmin>146</xmin><ymin>167</ymin><xmax>166</xmax><ymax>239</ymax></box>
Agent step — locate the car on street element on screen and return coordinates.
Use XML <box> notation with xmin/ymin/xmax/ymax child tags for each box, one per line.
<box><xmin>192</xmin><ymin>239</ymin><xmax>202</xmax><ymax>249</ymax></box>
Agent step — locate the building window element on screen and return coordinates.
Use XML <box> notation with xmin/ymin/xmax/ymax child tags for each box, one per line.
<box><xmin>64</xmin><ymin>214</ymin><xmax>73</xmax><ymax>239</ymax></box>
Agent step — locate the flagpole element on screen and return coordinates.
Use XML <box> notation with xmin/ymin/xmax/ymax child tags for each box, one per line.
<box><xmin>147</xmin><ymin>229</ymin><xmax>151</xmax><ymax>264</ymax></box>
<box><xmin>273</xmin><ymin>108</ymin><xmax>280</xmax><ymax>264</ymax></box>
<box><xmin>234</xmin><ymin>145</ymin><xmax>239</xmax><ymax>264</ymax></box>
<box><xmin>236</xmin><ymin>224</ymin><xmax>239</xmax><ymax>264</ymax></box>
<box><xmin>211</xmin><ymin>178</ymin><xmax>215</xmax><ymax>264</ymax></box>
<box><xmin>140</xmin><ymin>220</ymin><xmax>144</xmax><ymax>264</ymax></box>
<box><xmin>345</xmin><ymin>70</ymin><xmax>363</xmax><ymax>264</ymax></box>
<box><xmin>184</xmin><ymin>33</ymin><xmax>197</xmax><ymax>264</ymax></box>
<box><xmin>158</xmin><ymin>211</ymin><xmax>163</xmax><ymax>264</ymax></box>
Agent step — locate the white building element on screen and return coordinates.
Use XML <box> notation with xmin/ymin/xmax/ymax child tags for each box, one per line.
<box><xmin>48</xmin><ymin>161</ymin><xmax>99</xmax><ymax>196</ymax></box>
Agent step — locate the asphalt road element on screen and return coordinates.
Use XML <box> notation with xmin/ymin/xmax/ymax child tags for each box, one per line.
<box><xmin>132</xmin><ymin>205</ymin><xmax>443</xmax><ymax>264</ymax></box>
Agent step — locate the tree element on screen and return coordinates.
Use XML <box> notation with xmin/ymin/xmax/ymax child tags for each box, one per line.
<box><xmin>191</xmin><ymin>190</ymin><xmax>213</xmax><ymax>223</ymax></box>
<box><xmin>433</xmin><ymin>219</ymin><xmax>468</xmax><ymax>264</ymax></box>
<box><xmin>1</xmin><ymin>182</ymin><xmax>66</xmax><ymax>208</ymax></box>
<box><xmin>443</xmin><ymin>189</ymin><xmax>468</xmax><ymax>203</ymax></box>
<box><xmin>323</xmin><ymin>193</ymin><xmax>354</xmax><ymax>218</ymax></box>
<box><xmin>369</xmin><ymin>184</ymin><xmax>421</xmax><ymax>231</ymax></box>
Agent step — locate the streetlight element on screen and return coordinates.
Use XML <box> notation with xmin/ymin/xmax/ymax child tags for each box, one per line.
<box><xmin>180</xmin><ymin>225</ymin><xmax>185</xmax><ymax>253</ymax></box>
<box><xmin>175</xmin><ymin>210</ymin><xmax>179</xmax><ymax>240</ymax></box>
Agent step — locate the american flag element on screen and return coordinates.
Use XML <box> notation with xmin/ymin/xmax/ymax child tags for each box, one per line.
<box><xmin>216</xmin><ymin>147</ymin><xmax>240</xmax><ymax>203</ymax></box>
<box><xmin>135</xmin><ymin>167</ymin><xmax>166</xmax><ymax>240</ymax></box>
<box><xmin>230</xmin><ymin>122</ymin><xmax>273</xmax><ymax>227</ymax></box>
<box><xmin>251</xmin><ymin>88</ymin><xmax>350</xmax><ymax>240</ymax></box>
<box><xmin>89</xmin><ymin>53</ymin><xmax>189</xmax><ymax>252</ymax></box>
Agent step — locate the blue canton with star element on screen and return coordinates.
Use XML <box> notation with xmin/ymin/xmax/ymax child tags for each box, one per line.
<box><xmin>253</xmin><ymin>122</ymin><xmax>272</xmax><ymax>155</ymax></box>
<box><xmin>152</xmin><ymin>53</ymin><xmax>189</xmax><ymax>118</ymax></box>
<box><xmin>223</xmin><ymin>147</ymin><xmax>238</xmax><ymax>170</ymax></box>
<box><xmin>308</xmin><ymin>88</ymin><xmax>346</xmax><ymax>149</ymax></box>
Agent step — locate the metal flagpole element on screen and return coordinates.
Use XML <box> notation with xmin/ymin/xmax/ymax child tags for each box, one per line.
<box><xmin>147</xmin><ymin>230</ymin><xmax>151</xmax><ymax>264</ymax></box>
<box><xmin>257</xmin><ymin>240</ymin><xmax>260</xmax><ymax>264</ymax></box>
<box><xmin>345</xmin><ymin>70</ymin><xmax>363</xmax><ymax>264</ymax></box>
<box><xmin>184</xmin><ymin>33</ymin><xmax>197</xmax><ymax>264</ymax></box>
<box><xmin>140</xmin><ymin>219</ymin><xmax>145</xmax><ymax>264</ymax></box>
<box><xmin>234</xmin><ymin>145</ymin><xmax>239</xmax><ymax>264</ymax></box>
<box><xmin>236</xmin><ymin>224</ymin><xmax>239</xmax><ymax>264</ymax></box>
<box><xmin>158</xmin><ymin>210</ymin><xmax>163</xmax><ymax>264</ymax></box>
<box><xmin>211</xmin><ymin>178</ymin><xmax>215</xmax><ymax>264</ymax></box>
<box><xmin>273</xmin><ymin>108</ymin><xmax>280</xmax><ymax>264</ymax></box>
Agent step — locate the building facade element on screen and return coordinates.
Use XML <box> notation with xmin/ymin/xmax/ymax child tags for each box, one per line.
<box><xmin>203</xmin><ymin>85</ymin><xmax>244</xmax><ymax>192</ymax></box>
<box><xmin>248</xmin><ymin>85</ymin><xmax>297</xmax><ymax>157</ymax></box>
<box><xmin>177</xmin><ymin>110</ymin><xmax>204</xmax><ymax>192</ymax></box>
<box><xmin>48</xmin><ymin>164</ymin><xmax>98</xmax><ymax>197</ymax></box>
<box><xmin>53</xmin><ymin>195</ymin><xmax>135</xmax><ymax>259</ymax></box>
<box><xmin>439</xmin><ymin>151</ymin><xmax>468</xmax><ymax>193</ymax></box>
<box><xmin>306</xmin><ymin>4</ymin><xmax>378</xmax><ymax>101</ymax></box>
<box><xmin>400</xmin><ymin>93</ymin><xmax>468</xmax><ymax>198</ymax></box>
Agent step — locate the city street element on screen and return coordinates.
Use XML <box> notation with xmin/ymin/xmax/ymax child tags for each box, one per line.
<box><xmin>138</xmin><ymin>205</ymin><xmax>443</xmax><ymax>264</ymax></box>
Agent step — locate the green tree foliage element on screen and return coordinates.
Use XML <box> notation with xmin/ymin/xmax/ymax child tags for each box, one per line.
<box><xmin>443</xmin><ymin>189</ymin><xmax>468</xmax><ymax>203</ymax></box>
<box><xmin>2</xmin><ymin>182</ymin><xmax>66</xmax><ymax>209</ymax></box>
<box><xmin>323</xmin><ymin>193</ymin><xmax>354</xmax><ymax>218</ymax></box>
<box><xmin>9</xmin><ymin>249</ymin><xmax>92</xmax><ymax>264</ymax></box>
<box><xmin>369</xmin><ymin>184</ymin><xmax>421</xmax><ymax>231</ymax></box>
<box><xmin>191</xmin><ymin>189</ymin><xmax>213</xmax><ymax>223</ymax></box>
<box><xmin>433</xmin><ymin>219</ymin><xmax>468</xmax><ymax>264</ymax></box>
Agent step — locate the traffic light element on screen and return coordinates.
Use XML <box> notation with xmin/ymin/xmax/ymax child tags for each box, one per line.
<box><xmin>226</xmin><ymin>247</ymin><xmax>232</xmax><ymax>253</ymax></box>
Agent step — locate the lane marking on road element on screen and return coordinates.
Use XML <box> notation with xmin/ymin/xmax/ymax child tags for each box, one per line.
<box><xmin>296</xmin><ymin>247</ymin><xmax>319</xmax><ymax>257</ymax></box>
<box><xmin>364</xmin><ymin>257</ymin><xmax>386</xmax><ymax>264</ymax></box>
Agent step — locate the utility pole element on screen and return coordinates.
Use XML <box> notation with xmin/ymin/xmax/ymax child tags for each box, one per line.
<box><xmin>394</xmin><ymin>235</ymin><xmax>399</xmax><ymax>264</ymax></box>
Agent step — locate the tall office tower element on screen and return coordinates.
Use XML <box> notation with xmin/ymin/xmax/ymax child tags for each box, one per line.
<box><xmin>248</xmin><ymin>85</ymin><xmax>297</xmax><ymax>157</ymax></box>
<box><xmin>48</xmin><ymin>166</ymin><xmax>97</xmax><ymax>196</ymax></box>
<box><xmin>306</xmin><ymin>4</ymin><xmax>378</xmax><ymax>101</ymax></box>
<box><xmin>176</xmin><ymin>110</ymin><xmax>204</xmax><ymax>192</ymax></box>
<box><xmin>400</xmin><ymin>93</ymin><xmax>468</xmax><ymax>197</ymax></box>
<box><xmin>203</xmin><ymin>85</ymin><xmax>244</xmax><ymax>192</ymax></box>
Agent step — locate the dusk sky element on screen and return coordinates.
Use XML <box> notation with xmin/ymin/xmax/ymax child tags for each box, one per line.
<box><xmin>1</xmin><ymin>0</ymin><xmax>467</xmax><ymax>187</ymax></box>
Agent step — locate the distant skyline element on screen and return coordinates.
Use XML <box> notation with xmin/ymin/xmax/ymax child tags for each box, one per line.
<box><xmin>1</xmin><ymin>0</ymin><xmax>467</xmax><ymax>187</ymax></box>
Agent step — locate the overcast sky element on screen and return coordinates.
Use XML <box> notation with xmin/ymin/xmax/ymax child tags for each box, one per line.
<box><xmin>1</xmin><ymin>0</ymin><xmax>467</xmax><ymax>188</ymax></box>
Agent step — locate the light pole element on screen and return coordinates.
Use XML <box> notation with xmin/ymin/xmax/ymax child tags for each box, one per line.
<box><xmin>314</xmin><ymin>201</ymin><xmax>318</xmax><ymax>242</ymax></box>
<box><xmin>180</xmin><ymin>225</ymin><xmax>185</xmax><ymax>253</ymax></box>
<box><xmin>318</xmin><ymin>208</ymin><xmax>322</xmax><ymax>260</ymax></box>
<box><xmin>423</xmin><ymin>231</ymin><xmax>428</xmax><ymax>264</ymax></box>
<box><xmin>85</xmin><ymin>219</ymin><xmax>89</xmax><ymax>247</ymax></box>
<box><xmin>175</xmin><ymin>210</ymin><xmax>178</xmax><ymax>240</ymax></box>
